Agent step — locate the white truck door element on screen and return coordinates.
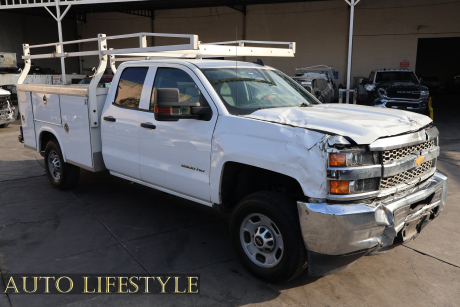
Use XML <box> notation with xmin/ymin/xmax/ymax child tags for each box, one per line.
<box><xmin>101</xmin><ymin>67</ymin><xmax>150</xmax><ymax>179</ymax></box>
<box><xmin>138</xmin><ymin>65</ymin><xmax>218</xmax><ymax>202</ymax></box>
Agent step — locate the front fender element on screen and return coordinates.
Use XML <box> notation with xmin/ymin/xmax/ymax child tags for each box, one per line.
<box><xmin>210</xmin><ymin>116</ymin><xmax>330</xmax><ymax>204</ymax></box>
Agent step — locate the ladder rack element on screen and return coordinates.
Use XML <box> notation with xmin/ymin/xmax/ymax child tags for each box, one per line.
<box><xmin>18</xmin><ymin>32</ymin><xmax>296</xmax><ymax>128</ymax></box>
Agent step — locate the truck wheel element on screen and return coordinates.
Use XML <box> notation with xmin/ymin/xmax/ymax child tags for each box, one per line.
<box><xmin>0</xmin><ymin>124</ymin><xmax>9</xmax><ymax>128</ymax></box>
<box><xmin>44</xmin><ymin>140</ymin><xmax>80</xmax><ymax>190</ymax></box>
<box><xmin>230</xmin><ymin>191</ymin><xmax>308</xmax><ymax>283</ymax></box>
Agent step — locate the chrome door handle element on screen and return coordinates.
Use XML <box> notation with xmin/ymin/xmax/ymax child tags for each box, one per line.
<box><xmin>103</xmin><ymin>116</ymin><xmax>116</xmax><ymax>122</ymax></box>
<box><xmin>140</xmin><ymin>122</ymin><xmax>156</xmax><ymax>129</ymax></box>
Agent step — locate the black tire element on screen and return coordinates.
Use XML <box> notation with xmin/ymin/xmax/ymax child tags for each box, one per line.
<box><xmin>0</xmin><ymin>124</ymin><xmax>9</xmax><ymax>128</ymax></box>
<box><xmin>230</xmin><ymin>191</ymin><xmax>308</xmax><ymax>283</ymax></box>
<box><xmin>44</xmin><ymin>139</ymin><xmax>80</xmax><ymax>190</ymax></box>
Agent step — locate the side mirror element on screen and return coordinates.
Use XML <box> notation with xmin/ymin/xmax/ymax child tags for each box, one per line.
<box><xmin>154</xmin><ymin>88</ymin><xmax>210</xmax><ymax>121</ymax></box>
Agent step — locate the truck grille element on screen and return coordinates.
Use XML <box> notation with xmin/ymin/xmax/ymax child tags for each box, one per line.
<box><xmin>382</xmin><ymin>140</ymin><xmax>435</xmax><ymax>164</ymax></box>
<box><xmin>387</xmin><ymin>89</ymin><xmax>420</xmax><ymax>99</ymax></box>
<box><xmin>380</xmin><ymin>160</ymin><xmax>433</xmax><ymax>190</ymax></box>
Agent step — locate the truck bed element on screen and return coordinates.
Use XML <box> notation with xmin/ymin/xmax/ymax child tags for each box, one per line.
<box><xmin>17</xmin><ymin>84</ymin><xmax>108</xmax><ymax>172</ymax></box>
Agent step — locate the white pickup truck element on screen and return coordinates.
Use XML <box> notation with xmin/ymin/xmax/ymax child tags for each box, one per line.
<box><xmin>17</xmin><ymin>33</ymin><xmax>448</xmax><ymax>283</ymax></box>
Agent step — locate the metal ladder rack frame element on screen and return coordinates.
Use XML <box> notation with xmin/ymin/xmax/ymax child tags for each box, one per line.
<box><xmin>19</xmin><ymin>32</ymin><xmax>296</xmax><ymax>128</ymax></box>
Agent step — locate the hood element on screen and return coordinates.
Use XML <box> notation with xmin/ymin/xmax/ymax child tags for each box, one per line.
<box><xmin>245</xmin><ymin>104</ymin><xmax>432</xmax><ymax>144</ymax></box>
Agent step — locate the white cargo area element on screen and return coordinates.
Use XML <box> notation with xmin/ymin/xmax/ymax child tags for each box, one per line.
<box><xmin>18</xmin><ymin>84</ymin><xmax>108</xmax><ymax>171</ymax></box>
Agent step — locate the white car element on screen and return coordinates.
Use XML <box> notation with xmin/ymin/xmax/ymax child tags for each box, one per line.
<box><xmin>0</xmin><ymin>88</ymin><xmax>16</xmax><ymax>128</ymax></box>
<box><xmin>17</xmin><ymin>33</ymin><xmax>448</xmax><ymax>283</ymax></box>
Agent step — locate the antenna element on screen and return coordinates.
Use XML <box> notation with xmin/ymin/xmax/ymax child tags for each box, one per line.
<box><xmin>236</xmin><ymin>26</ymin><xmax>238</xmax><ymax>116</ymax></box>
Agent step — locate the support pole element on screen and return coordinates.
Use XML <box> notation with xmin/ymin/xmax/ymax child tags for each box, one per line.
<box><xmin>55</xmin><ymin>0</ymin><xmax>66</xmax><ymax>84</ymax></box>
<box><xmin>345</xmin><ymin>0</ymin><xmax>355</xmax><ymax>104</ymax></box>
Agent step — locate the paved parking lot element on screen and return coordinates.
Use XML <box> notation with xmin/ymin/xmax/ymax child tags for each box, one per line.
<box><xmin>1</xmin><ymin>96</ymin><xmax>459</xmax><ymax>306</ymax></box>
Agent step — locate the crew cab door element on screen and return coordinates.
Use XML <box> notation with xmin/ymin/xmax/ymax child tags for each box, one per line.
<box><xmin>137</xmin><ymin>64</ymin><xmax>218</xmax><ymax>202</ymax></box>
<box><xmin>101</xmin><ymin>67</ymin><xmax>150</xmax><ymax>179</ymax></box>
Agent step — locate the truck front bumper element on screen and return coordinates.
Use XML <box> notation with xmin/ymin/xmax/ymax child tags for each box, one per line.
<box><xmin>374</xmin><ymin>97</ymin><xmax>429</xmax><ymax>113</ymax></box>
<box><xmin>297</xmin><ymin>171</ymin><xmax>448</xmax><ymax>276</ymax></box>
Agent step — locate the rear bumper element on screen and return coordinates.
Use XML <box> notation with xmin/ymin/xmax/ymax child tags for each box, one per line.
<box><xmin>297</xmin><ymin>170</ymin><xmax>448</xmax><ymax>276</ymax></box>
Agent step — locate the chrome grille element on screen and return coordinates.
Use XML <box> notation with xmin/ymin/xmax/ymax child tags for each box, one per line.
<box><xmin>382</xmin><ymin>140</ymin><xmax>435</xmax><ymax>164</ymax></box>
<box><xmin>380</xmin><ymin>160</ymin><xmax>433</xmax><ymax>190</ymax></box>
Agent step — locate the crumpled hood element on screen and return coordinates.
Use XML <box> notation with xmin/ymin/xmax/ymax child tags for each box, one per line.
<box><xmin>245</xmin><ymin>104</ymin><xmax>432</xmax><ymax>144</ymax></box>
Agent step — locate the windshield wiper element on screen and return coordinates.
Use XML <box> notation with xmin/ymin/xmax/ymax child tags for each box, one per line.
<box><xmin>299</xmin><ymin>103</ymin><xmax>312</xmax><ymax>107</ymax></box>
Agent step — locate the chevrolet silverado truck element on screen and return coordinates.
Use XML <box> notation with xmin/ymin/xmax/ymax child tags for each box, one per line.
<box><xmin>17</xmin><ymin>33</ymin><xmax>448</xmax><ymax>283</ymax></box>
<box><xmin>363</xmin><ymin>68</ymin><xmax>430</xmax><ymax>113</ymax></box>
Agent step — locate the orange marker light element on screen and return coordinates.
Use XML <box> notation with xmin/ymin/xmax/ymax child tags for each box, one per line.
<box><xmin>329</xmin><ymin>153</ymin><xmax>347</xmax><ymax>166</ymax></box>
<box><xmin>330</xmin><ymin>181</ymin><xmax>349</xmax><ymax>194</ymax></box>
<box><xmin>154</xmin><ymin>107</ymin><xmax>172</xmax><ymax>114</ymax></box>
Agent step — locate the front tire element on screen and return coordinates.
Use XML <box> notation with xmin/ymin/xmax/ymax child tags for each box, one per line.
<box><xmin>44</xmin><ymin>139</ymin><xmax>80</xmax><ymax>190</ymax></box>
<box><xmin>0</xmin><ymin>124</ymin><xmax>9</xmax><ymax>128</ymax></box>
<box><xmin>230</xmin><ymin>191</ymin><xmax>308</xmax><ymax>283</ymax></box>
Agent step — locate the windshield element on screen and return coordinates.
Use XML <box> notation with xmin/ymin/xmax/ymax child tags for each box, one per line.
<box><xmin>375</xmin><ymin>72</ymin><xmax>419</xmax><ymax>83</ymax></box>
<box><xmin>201</xmin><ymin>67</ymin><xmax>318</xmax><ymax>115</ymax></box>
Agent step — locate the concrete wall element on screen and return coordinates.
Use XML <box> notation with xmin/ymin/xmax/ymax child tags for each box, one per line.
<box><xmin>78</xmin><ymin>0</ymin><xmax>460</xmax><ymax>85</ymax></box>
<box><xmin>0</xmin><ymin>11</ymin><xmax>80</xmax><ymax>75</ymax></box>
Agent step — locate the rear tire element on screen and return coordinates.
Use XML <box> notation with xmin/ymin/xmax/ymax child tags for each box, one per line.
<box><xmin>44</xmin><ymin>139</ymin><xmax>80</xmax><ymax>190</ymax></box>
<box><xmin>230</xmin><ymin>191</ymin><xmax>308</xmax><ymax>283</ymax></box>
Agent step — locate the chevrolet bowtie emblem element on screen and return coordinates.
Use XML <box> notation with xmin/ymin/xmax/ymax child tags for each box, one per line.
<box><xmin>415</xmin><ymin>156</ymin><xmax>425</xmax><ymax>166</ymax></box>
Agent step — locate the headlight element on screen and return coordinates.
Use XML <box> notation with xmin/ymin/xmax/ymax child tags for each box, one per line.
<box><xmin>420</xmin><ymin>90</ymin><xmax>429</xmax><ymax>98</ymax></box>
<box><xmin>329</xmin><ymin>151</ymin><xmax>375</xmax><ymax>167</ymax></box>
<box><xmin>377</xmin><ymin>88</ymin><xmax>387</xmax><ymax>98</ymax></box>
<box><xmin>328</xmin><ymin>150</ymin><xmax>380</xmax><ymax>195</ymax></box>
<box><xmin>330</xmin><ymin>178</ymin><xmax>379</xmax><ymax>194</ymax></box>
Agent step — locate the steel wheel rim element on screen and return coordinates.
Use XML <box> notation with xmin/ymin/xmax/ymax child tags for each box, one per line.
<box><xmin>240</xmin><ymin>213</ymin><xmax>284</xmax><ymax>268</ymax></box>
<box><xmin>48</xmin><ymin>150</ymin><xmax>61</xmax><ymax>181</ymax></box>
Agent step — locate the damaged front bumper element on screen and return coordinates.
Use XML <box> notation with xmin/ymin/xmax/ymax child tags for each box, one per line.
<box><xmin>0</xmin><ymin>106</ymin><xmax>16</xmax><ymax>125</ymax></box>
<box><xmin>297</xmin><ymin>170</ymin><xmax>448</xmax><ymax>276</ymax></box>
<box><xmin>374</xmin><ymin>97</ymin><xmax>429</xmax><ymax>113</ymax></box>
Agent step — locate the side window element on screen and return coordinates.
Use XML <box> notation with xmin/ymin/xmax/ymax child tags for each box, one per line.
<box><xmin>368</xmin><ymin>71</ymin><xmax>375</xmax><ymax>83</ymax></box>
<box><xmin>150</xmin><ymin>67</ymin><xmax>201</xmax><ymax>111</ymax></box>
<box><xmin>114</xmin><ymin>67</ymin><xmax>148</xmax><ymax>109</ymax></box>
<box><xmin>320</xmin><ymin>80</ymin><xmax>327</xmax><ymax>91</ymax></box>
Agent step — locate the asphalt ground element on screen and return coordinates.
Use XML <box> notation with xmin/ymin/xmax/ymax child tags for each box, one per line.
<box><xmin>0</xmin><ymin>94</ymin><xmax>459</xmax><ymax>306</ymax></box>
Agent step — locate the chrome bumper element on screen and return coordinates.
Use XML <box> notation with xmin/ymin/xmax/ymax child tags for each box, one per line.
<box><xmin>297</xmin><ymin>171</ymin><xmax>448</xmax><ymax>257</ymax></box>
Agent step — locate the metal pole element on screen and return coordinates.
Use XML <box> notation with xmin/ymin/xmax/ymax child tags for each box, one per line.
<box><xmin>56</xmin><ymin>0</ymin><xmax>66</xmax><ymax>84</ymax></box>
<box><xmin>346</xmin><ymin>0</ymin><xmax>355</xmax><ymax>104</ymax></box>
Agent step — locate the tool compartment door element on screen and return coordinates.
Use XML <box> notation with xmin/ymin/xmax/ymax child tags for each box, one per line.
<box><xmin>18</xmin><ymin>91</ymin><xmax>37</xmax><ymax>149</ymax></box>
<box><xmin>60</xmin><ymin>95</ymin><xmax>93</xmax><ymax>169</ymax></box>
<box><xmin>32</xmin><ymin>92</ymin><xmax>61</xmax><ymax>125</ymax></box>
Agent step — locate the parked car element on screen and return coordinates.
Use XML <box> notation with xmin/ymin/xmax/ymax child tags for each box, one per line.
<box><xmin>0</xmin><ymin>84</ymin><xmax>17</xmax><ymax>104</ymax></box>
<box><xmin>17</xmin><ymin>32</ymin><xmax>448</xmax><ymax>283</ymax></box>
<box><xmin>0</xmin><ymin>84</ymin><xmax>20</xmax><ymax>119</ymax></box>
<box><xmin>420</xmin><ymin>75</ymin><xmax>445</xmax><ymax>93</ymax></box>
<box><xmin>78</xmin><ymin>75</ymin><xmax>113</xmax><ymax>87</ymax></box>
<box><xmin>362</xmin><ymin>69</ymin><xmax>429</xmax><ymax>113</ymax></box>
<box><xmin>292</xmin><ymin>75</ymin><xmax>333</xmax><ymax>103</ymax></box>
<box><xmin>446</xmin><ymin>74</ymin><xmax>460</xmax><ymax>93</ymax></box>
<box><xmin>295</xmin><ymin>65</ymin><xmax>337</xmax><ymax>99</ymax></box>
<box><xmin>0</xmin><ymin>88</ymin><xmax>16</xmax><ymax>128</ymax></box>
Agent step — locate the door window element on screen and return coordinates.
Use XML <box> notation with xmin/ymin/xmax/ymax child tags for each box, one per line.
<box><xmin>150</xmin><ymin>68</ymin><xmax>201</xmax><ymax>111</ymax></box>
<box><xmin>114</xmin><ymin>67</ymin><xmax>149</xmax><ymax>109</ymax></box>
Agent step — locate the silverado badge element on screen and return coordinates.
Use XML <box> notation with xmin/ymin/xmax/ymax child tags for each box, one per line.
<box><xmin>414</xmin><ymin>156</ymin><xmax>425</xmax><ymax>166</ymax></box>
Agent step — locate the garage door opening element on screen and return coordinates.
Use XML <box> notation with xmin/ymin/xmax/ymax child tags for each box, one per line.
<box><xmin>415</xmin><ymin>37</ymin><xmax>460</xmax><ymax>91</ymax></box>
